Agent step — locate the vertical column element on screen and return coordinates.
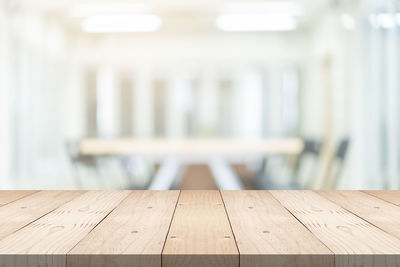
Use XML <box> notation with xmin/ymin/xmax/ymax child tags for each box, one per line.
<box><xmin>266</xmin><ymin>66</ymin><xmax>283</xmax><ymax>136</ymax></box>
<box><xmin>367</xmin><ymin>21</ymin><xmax>385</xmax><ymax>188</ymax></box>
<box><xmin>236</xmin><ymin>67</ymin><xmax>264</xmax><ymax>138</ymax></box>
<box><xmin>133</xmin><ymin>64</ymin><xmax>154</xmax><ymax>138</ymax></box>
<box><xmin>348</xmin><ymin>11</ymin><xmax>368</xmax><ymax>188</ymax></box>
<box><xmin>119</xmin><ymin>71</ymin><xmax>134</xmax><ymax>136</ymax></box>
<box><xmin>0</xmin><ymin>9</ymin><xmax>10</xmax><ymax>187</ymax></box>
<box><xmin>166</xmin><ymin>70</ymin><xmax>187</xmax><ymax>138</ymax></box>
<box><xmin>281</xmin><ymin>68</ymin><xmax>300</xmax><ymax>135</ymax></box>
<box><xmin>16</xmin><ymin>42</ymin><xmax>32</xmax><ymax>184</ymax></box>
<box><xmin>96</xmin><ymin>66</ymin><xmax>119</xmax><ymax>138</ymax></box>
<box><xmin>64</xmin><ymin>58</ymin><xmax>86</xmax><ymax>139</ymax></box>
<box><xmin>386</xmin><ymin>2</ymin><xmax>399</xmax><ymax>189</ymax></box>
<box><xmin>197</xmin><ymin>64</ymin><xmax>219</xmax><ymax>136</ymax></box>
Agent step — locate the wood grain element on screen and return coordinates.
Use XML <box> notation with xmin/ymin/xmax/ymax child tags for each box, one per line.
<box><xmin>271</xmin><ymin>190</ymin><xmax>400</xmax><ymax>266</ymax></box>
<box><xmin>0</xmin><ymin>191</ymin><xmax>130</xmax><ymax>267</ymax></box>
<box><xmin>0</xmin><ymin>191</ymin><xmax>37</xmax><ymax>207</ymax></box>
<box><xmin>162</xmin><ymin>190</ymin><xmax>238</xmax><ymax>267</ymax></box>
<box><xmin>68</xmin><ymin>191</ymin><xmax>180</xmax><ymax>267</ymax></box>
<box><xmin>0</xmin><ymin>191</ymin><xmax>84</xmax><ymax>241</ymax></box>
<box><xmin>319</xmin><ymin>191</ymin><xmax>400</xmax><ymax>241</ymax></box>
<box><xmin>221</xmin><ymin>190</ymin><xmax>334</xmax><ymax>267</ymax></box>
<box><xmin>363</xmin><ymin>190</ymin><xmax>400</xmax><ymax>206</ymax></box>
<box><xmin>0</xmin><ymin>190</ymin><xmax>399</xmax><ymax>267</ymax></box>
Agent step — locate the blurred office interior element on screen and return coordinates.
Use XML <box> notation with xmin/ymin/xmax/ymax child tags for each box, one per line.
<box><xmin>0</xmin><ymin>0</ymin><xmax>399</xmax><ymax>190</ymax></box>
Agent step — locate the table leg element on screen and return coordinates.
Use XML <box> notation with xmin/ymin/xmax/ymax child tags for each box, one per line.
<box><xmin>148</xmin><ymin>157</ymin><xmax>182</xmax><ymax>190</ymax></box>
<box><xmin>208</xmin><ymin>157</ymin><xmax>244</xmax><ymax>190</ymax></box>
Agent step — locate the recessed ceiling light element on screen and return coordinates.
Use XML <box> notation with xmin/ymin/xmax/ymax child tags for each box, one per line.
<box><xmin>222</xmin><ymin>2</ymin><xmax>304</xmax><ymax>16</ymax></box>
<box><xmin>216</xmin><ymin>14</ymin><xmax>297</xmax><ymax>32</ymax></box>
<box><xmin>82</xmin><ymin>15</ymin><xmax>162</xmax><ymax>33</ymax></box>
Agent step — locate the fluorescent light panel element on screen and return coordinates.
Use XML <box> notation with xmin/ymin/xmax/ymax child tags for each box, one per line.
<box><xmin>222</xmin><ymin>2</ymin><xmax>304</xmax><ymax>16</ymax></box>
<box><xmin>216</xmin><ymin>1</ymin><xmax>301</xmax><ymax>32</ymax></box>
<box><xmin>216</xmin><ymin>14</ymin><xmax>297</xmax><ymax>32</ymax></box>
<box><xmin>82</xmin><ymin>15</ymin><xmax>162</xmax><ymax>33</ymax></box>
<box><xmin>369</xmin><ymin>13</ymin><xmax>400</xmax><ymax>29</ymax></box>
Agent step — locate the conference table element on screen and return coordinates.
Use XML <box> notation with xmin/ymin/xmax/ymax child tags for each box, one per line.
<box><xmin>0</xmin><ymin>190</ymin><xmax>399</xmax><ymax>266</ymax></box>
<box><xmin>79</xmin><ymin>138</ymin><xmax>304</xmax><ymax>190</ymax></box>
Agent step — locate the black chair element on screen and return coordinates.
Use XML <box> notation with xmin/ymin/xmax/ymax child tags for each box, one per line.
<box><xmin>323</xmin><ymin>138</ymin><xmax>350</xmax><ymax>189</ymax></box>
<box><xmin>291</xmin><ymin>139</ymin><xmax>324</xmax><ymax>188</ymax></box>
<box><xmin>65</xmin><ymin>140</ymin><xmax>101</xmax><ymax>189</ymax></box>
<box><xmin>252</xmin><ymin>138</ymin><xmax>324</xmax><ymax>189</ymax></box>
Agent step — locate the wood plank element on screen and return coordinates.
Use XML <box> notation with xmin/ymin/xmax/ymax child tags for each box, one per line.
<box><xmin>271</xmin><ymin>191</ymin><xmax>400</xmax><ymax>267</ymax></box>
<box><xmin>363</xmin><ymin>191</ymin><xmax>400</xmax><ymax>206</ymax></box>
<box><xmin>319</xmin><ymin>191</ymin><xmax>400</xmax><ymax>241</ymax></box>
<box><xmin>221</xmin><ymin>191</ymin><xmax>334</xmax><ymax>267</ymax></box>
<box><xmin>0</xmin><ymin>191</ymin><xmax>130</xmax><ymax>267</ymax></box>
<box><xmin>0</xmin><ymin>191</ymin><xmax>84</xmax><ymax>241</ymax></box>
<box><xmin>0</xmin><ymin>191</ymin><xmax>37</xmax><ymax>207</ymax></box>
<box><xmin>162</xmin><ymin>190</ymin><xmax>238</xmax><ymax>267</ymax></box>
<box><xmin>68</xmin><ymin>190</ymin><xmax>180</xmax><ymax>267</ymax></box>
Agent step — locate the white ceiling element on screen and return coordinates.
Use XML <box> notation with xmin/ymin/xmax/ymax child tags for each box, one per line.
<box><xmin>6</xmin><ymin>0</ymin><xmax>353</xmax><ymax>35</ymax></box>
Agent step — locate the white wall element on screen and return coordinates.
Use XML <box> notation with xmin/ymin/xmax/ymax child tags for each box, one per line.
<box><xmin>0</xmin><ymin>7</ymin><xmax>11</xmax><ymax>188</ymax></box>
<box><xmin>4</xmin><ymin>10</ymin><xmax>78</xmax><ymax>188</ymax></box>
<box><xmin>8</xmin><ymin>3</ymin><xmax>393</xmax><ymax>189</ymax></box>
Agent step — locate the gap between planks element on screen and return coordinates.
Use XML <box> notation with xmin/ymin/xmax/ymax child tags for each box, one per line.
<box><xmin>271</xmin><ymin>190</ymin><xmax>400</xmax><ymax>267</ymax></box>
<box><xmin>1</xmin><ymin>191</ymin><xmax>400</xmax><ymax>267</ymax></box>
<box><xmin>162</xmin><ymin>190</ymin><xmax>239</xmax><ymax>267</ymax></box>
<box><xmin>0</xmin><ymin>191</ymin><xmax>131</xmax><ymax>267</ymax></box>
<box><xmin>221</xmin><ymin>190</ymin><xmax>334</xmax><ymax>267</ymax></box>
<box><xmin>68</xmin><ymin>191</ymin><xmax>180</xmax><ymax>267</ymax></box>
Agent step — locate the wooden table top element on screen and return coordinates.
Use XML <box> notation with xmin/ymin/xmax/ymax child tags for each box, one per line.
<box><xmin>79</xmin><ymin>138</ymin><xmax>304</xmax><ymax>156</ymax></box>
<box><xmin>0</xmin><ymin>190</ymin><xmax>400</xmax><ymax>267</ymax></box>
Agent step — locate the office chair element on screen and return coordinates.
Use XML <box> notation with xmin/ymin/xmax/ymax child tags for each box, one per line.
<box><xmin>322</xmin><ymin>138</ymin><xmax>350</xmax><ymax>189</ymax></box>
<box><xmin>252</xmin><ymin>138</ymin><xmax>323</xmax><ymax>189</ymax></box>
<box><xmin>291</xmin><ymin>139</ymin><xmax>324</xmax><ymax>189</ymax></box>
<box><xmin>65</xmin><ymin>140</ymin><xmax>102</xmax><ymax>189</ymax></box>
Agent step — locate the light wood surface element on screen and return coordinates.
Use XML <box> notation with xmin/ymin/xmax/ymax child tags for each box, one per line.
<box><xmin>0</xmin><ymin>191</ymin><xmax>84</xmax><ymax>240</ymax></box>
<box><xmin>363</xmin><ymin>190</ymin><xmax>400</xmax><ymax>206</ymax></box>
<box><xmin>68</xmin><ymin>191</ymin><xmax>180</xmax><ymax>267</ymax></box>
<box><xmin>0</xmin><ymin>191</ymin><xmax>37</xmax><ymax>207</ymax></box>
<box><xmin>271</xmin><ymin>191</ymin><xmax>400</xmax><ymax>266</ymax></box>
<box><xmin>79</xmin><ymin>138</ymin><xmax>303</xmax><ymax>156</ymax></box>
<box><xmin>0</xmin><ymin>191</ymin><xmax>129</xmax><ymax>266</ymax></box>
<box><xmin>319</xmin><ymin>191</ymin><xmax>400</xmax><ymax>241</ymax></box>
<box><xmin>221</xmin><ymin>190</ymin><xmax>334</xmax><ymax>266</ymax></box>
<box><xmin>0</xmin><ymin>190</ymin><xmax>400</xmax><ymax>267</ymax></box>
<box><xmin>162</xmin><ymin>191</ymin><xmax>238</xmax><ymax>267</ymax></box>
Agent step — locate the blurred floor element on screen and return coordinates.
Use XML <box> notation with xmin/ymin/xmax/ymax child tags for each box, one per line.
<box><xmin>175</xmin><ymin>164</ymin><xmax>254</xmax><ymax>190</ymax></box>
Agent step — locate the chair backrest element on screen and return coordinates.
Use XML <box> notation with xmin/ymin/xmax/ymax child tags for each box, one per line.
<box><xmin>326</xmin><ymin>138</ymin><xmax>350</xmax><ymax>189</ymax></box>
<box><xmin>65</xmin><ymin>140</ymin><xmax>97</xmax><ymax>166</ymax></box>
<box><xmin>303</xmin><ymin>140</ymin><xmax>324</xmax><ymax>155</ymax></box>
<box><xmin>335</xmin><ymin>138</ymin><xmax>350</xmax><ymax>162</ymax></box>
<box><xmin>65</xmin><ymin>141</ymin><xmax>79</xmax><ymax>160</ymax></box>
<box><xmin>292</xmin><ymin>139</ymin><xmax>324</xmax><ymax>186</ymax></box>
<box><xmin>253</xmin><ymin>138</ymin><xmax>325</xmax><ymax>189</ymax></box>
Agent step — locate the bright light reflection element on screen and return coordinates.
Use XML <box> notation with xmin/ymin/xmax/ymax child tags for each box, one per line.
<box><xmin>223</xmin><ymin>2</ymin><xmax>304</xmax><ymax>16</ymax></box>
<box><xmin>216</xmin><ymin>14</ymin><xmax>297</xmax><ymax>32</ymax></box>
<box><xmin>341</xmin><ymin>14</ymin><xmax>355</xmax><ymax>30</ymax></box>
<box><xmin>369</xmin><ymin>13</ymin><xmax>400</xmax><ymax>29</ymax></box>
<box><xmin>82</xmin><ymin>15</ymin><xmax>162</xmax><ymax>33</ymax></box>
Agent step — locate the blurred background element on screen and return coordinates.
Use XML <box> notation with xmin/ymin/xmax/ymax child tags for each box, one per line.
<box><xmin>0</xmin><ymin>0</ymin><xmax>399</xmax><ymax>190</ymax></box>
